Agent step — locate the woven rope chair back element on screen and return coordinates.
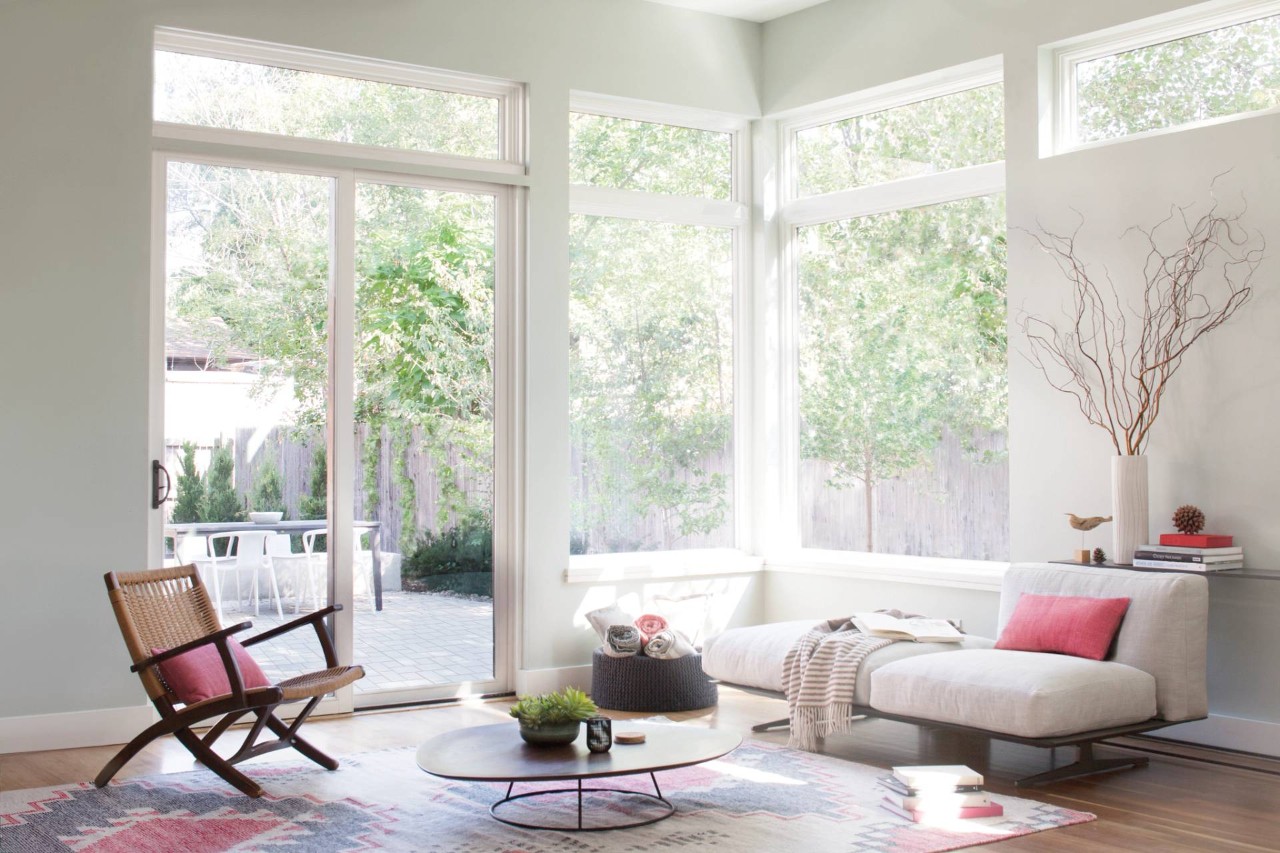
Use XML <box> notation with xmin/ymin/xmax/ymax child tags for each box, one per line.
<box><xmin>107</xmin><ymin>565</ymin><xmax>222</xmax><ymax>701</ymax></box>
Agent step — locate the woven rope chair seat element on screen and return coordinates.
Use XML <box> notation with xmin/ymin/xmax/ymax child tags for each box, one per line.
<box><xmin>591</xmin><ymin>648</ymin><xmax>718</xmax><ymax>712</ymax></box>
<box><xmin>278</xmin><ymin>665</ymin><xmax>365</xmax><ymax>702</ymax></box>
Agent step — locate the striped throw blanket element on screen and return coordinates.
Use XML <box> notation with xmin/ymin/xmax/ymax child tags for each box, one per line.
<box><xmin>782</xmin><ymin>617</ymin><xmax>893</xmax><ymax>751</ymax></box>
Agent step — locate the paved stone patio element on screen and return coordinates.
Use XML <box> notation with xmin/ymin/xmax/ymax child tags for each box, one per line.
<box><xmin>234</xmin><ymin>591</ymin><xmax>494</xmax><ymax>695</ymax></box>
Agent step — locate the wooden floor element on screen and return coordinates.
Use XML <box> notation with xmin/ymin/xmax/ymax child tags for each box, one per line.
<box><xmin>3</xmin><ymin>686</ymin><xmax>1278</xmax><ymax>851</ymax></box>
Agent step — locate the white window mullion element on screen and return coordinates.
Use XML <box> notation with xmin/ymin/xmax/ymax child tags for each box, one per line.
<box><xmin>569</xmin><ymin>185</ymin><xmax>746</xmax><ymax>228</ymax></box>
<box><xmin>782</xmin><ymin>162</ymin><xmax>1005</xmax><ymax>228</ymax></box>
<box><xmin>327</xmin><ymin>170</ymin><xmax>357</xmax><ymax>713</ymax></box>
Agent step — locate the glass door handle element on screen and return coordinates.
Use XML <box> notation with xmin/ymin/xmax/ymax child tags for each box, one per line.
<box><xmin>152</xmin><ymin>460</ymin><xmax>172</xmax><ymax>509</ymax></box>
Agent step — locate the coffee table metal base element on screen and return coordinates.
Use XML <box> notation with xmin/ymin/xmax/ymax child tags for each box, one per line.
<box><xmin>489</xmin><ymin>772</ymin><xmax>673</xmax><ymax>831</ymax></box>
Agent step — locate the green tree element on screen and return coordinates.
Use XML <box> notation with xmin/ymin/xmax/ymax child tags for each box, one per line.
<box><xmin>171</xmin><ymin>441</ymin><xmax>204</xmax><ymax>524</ymax></box>
<box><xmin>250</xmin><ymin>451</ymin><xmax>286</xmax><ymax>515</ymax></box>
<box><xmin>569</xmin><ymin>215</ymin><xmax>733</xmax><ymax>552</ymax></box>
<box><xmin>798</xmin><ymin>195</ymin><xmax>1007</xmax><ymax>553</ymax></box>
<box><xmin>204</xmin><ymin>440</ymin><xmax>243</xmax><ymax>542</ymax></box>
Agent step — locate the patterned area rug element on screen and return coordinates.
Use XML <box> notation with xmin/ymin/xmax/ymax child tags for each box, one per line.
<box><xmin>1</xmin><ymin>740</ymin><xmax>1093</xmax><ymax>852</ymax></box>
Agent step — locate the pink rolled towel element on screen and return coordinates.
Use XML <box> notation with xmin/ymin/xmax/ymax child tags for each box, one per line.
<box><xmin>634</xmin><ymin>613</ymin><xmax>668</xmax><ymax>646</ymax></box>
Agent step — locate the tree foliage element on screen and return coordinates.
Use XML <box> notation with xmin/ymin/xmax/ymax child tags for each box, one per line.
<box><xmin>569</xmin><ymin>214</ymin><xmax>733</xmax><ymax>552</ymax></box>
<box><xmin>570</xmin><ymin>112</ymin><xmax>732</xmax><ymax>199</ymax></box>
<box><xmin>1077</xmin><ymin>16</ymin><xmax>1280</xmax><ymax>143</ymax></box>
<box><xmin>799</xmin><ymin>196</ymin><xmax>1007</xmax><ymax>553</ymax></box>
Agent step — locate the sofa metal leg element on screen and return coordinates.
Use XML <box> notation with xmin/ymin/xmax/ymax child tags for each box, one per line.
<box><xmin>751</xmin><ymin>717</ymin><xmax>791</xmax><ymax>733</ymax></box>
<box><xmin>1014</xmin><ymin>742</ymin><xmax>1148</xmax><ymax>787</ymax></box>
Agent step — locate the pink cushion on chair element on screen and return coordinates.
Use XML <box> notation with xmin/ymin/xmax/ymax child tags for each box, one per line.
<box><xmin>994</xmin><ymin>594</ymin><xmax>1131</xmax><ymax>661</ymax></box>
<box><xmin>152</xmin><ymin>638</ymin><xmax>271</xmax><ymax>705</ymax></box>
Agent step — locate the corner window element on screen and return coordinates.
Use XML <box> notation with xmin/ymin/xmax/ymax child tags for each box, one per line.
<box><xmin>568</xmin><ymin>101</ymin><xmax>746</xmax><ymax>556</ymax></box>
<box><xmin>783</xmin><ymin>60</ymin><xmax>1008</xmax><ymax>562</ymax></box>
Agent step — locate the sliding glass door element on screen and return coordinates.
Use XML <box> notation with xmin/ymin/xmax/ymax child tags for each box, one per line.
<box><xmin>156</xmin><ymin>157</ymin><xmax>509</xmax><ymax>709</ymax></box>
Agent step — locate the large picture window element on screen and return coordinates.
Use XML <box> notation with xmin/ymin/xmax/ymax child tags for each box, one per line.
<box><xmin>568</xmin><ymin>101</ymin><xmax>745</xmax><ymax>556</ymax></box>
<box><xmin>784</xmin><ymin>62</ymin><xmax>1008</xmax><ymax>562</ymax></box>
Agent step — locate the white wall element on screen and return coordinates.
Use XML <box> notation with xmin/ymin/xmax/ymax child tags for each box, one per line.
<box><xmin>0</xmin><ymin>0</ymin><xmax>761</xmax><ymax>738</ymax></box>
<box><xmin>763</xmin><ymin>0</ymin><xmax>1280</xmax><ymax>754</ymax></box>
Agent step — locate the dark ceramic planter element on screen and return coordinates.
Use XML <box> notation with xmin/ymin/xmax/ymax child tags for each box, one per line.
<box><xmin>518</xmin><ymin>720</ymin><xmax>581</xmax><ymax>746</ymax></box>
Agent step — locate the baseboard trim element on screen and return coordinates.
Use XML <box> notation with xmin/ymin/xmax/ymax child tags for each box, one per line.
<box><xmin>514</xmin><ymin>665</ymin><xmax>593</xmax><ymax>696</ymax></box>
<box><xmin>0</xmin><ymin>704</ymin><xmax>156</xmax><ymax>755</ymax></box>
<box><xmin>1147</xmin><ymin>713</ymin><xmax>1280</xmax><ymax>758</ymax></box>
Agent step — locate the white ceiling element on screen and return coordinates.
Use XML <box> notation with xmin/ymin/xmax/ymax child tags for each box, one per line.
<box><xmin>642</xmin><ymin>0</ymin><xmax>835</xmax><ymax>23</ymax></box>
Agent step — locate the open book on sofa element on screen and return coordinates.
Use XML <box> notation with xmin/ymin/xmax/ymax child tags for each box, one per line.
<box><xmin>852</xmin><ymin>613</ymin><xmax>963</xmax><ymax>643</ymax></box>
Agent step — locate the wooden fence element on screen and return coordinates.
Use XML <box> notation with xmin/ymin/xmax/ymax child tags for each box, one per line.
<box><xmin>166</xmin><ymin>425</ymin><xmax>1008</xmax><ymax>560</ymax></box>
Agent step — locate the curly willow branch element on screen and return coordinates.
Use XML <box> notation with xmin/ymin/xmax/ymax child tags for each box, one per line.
<box><xmin>1017</xmin><ymin>195</ymin><xmax>1264</xmax><ymax>456</ymax></box>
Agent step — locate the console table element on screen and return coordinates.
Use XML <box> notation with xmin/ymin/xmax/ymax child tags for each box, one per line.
<box><xmin>1051</xmin><ymin>560</ymin><xmax>1280</xmax><ymax>581</ymax></box>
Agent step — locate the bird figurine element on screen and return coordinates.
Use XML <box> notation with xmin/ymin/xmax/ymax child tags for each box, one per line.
<box><xmin>1066</xmin><ymin>513</ymin><xmax>1113</xmax><ymax>531</ymax></box>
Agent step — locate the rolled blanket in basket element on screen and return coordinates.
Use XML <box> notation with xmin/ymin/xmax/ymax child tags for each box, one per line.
<box><xmin>644</xmin><ymin>629</ymin><xmax>695</xmax><ymax>660</ymax></box>
<box><xmin>634</xmin><ymin>613</ymin><xmax>668</xmax><ymax>644</ymax></box>
<box><xmin>586</xmin><ymin>604</ymin><xmax>635</xmax><ymax>643</ymax></box>
<box><xmin>605</xmin><ymin>624</ymin><xmax>643</xmax><ymax>658</ymax></box>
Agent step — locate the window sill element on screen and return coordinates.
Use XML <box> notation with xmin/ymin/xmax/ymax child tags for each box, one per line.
<box><xmin>763</xmin><ymin>549</ymin><xmax>1009</xmax><ymax>592</ymax></box>
<box><xmin>564</xmin><ymin>548</ymin><xmax>764</xmax><ymax>584</ymax></box>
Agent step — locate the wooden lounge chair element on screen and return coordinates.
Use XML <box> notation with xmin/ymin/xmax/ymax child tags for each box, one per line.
<box><xmin>95</xmin><ymin>564</ymin><xmax>365</xmax><ymax>797</ymax></box>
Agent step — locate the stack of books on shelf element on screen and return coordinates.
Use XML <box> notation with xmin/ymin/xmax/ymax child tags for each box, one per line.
<box><xmin>877</xmin><ymin>765</ymin><xmax>1003</xmax><ymax>822</ymax></box>
<box><xmin>1132</xmin><ymin>534</ymin><xmax>1243</xmax><ymax>571</ymax></box>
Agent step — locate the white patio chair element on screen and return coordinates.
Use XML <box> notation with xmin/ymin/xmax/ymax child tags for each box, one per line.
<box><xmin>267</xmin><ymin>532</ymin><xmax>322</xmax><ymax>614</ymax></box>
<box><xmin>208</xmin><ymin>531</ymin><xmax>285</xmax><ymax>619</ymax></box>
<box><xmin>303</xmin><ymin>528</ymin><xmax>376</xmax><ymax>612</ymax></box>
<box><xmin>174</xmin><ymin>534</ymin><xmax>218</xmax><ymax>602</ymax></box>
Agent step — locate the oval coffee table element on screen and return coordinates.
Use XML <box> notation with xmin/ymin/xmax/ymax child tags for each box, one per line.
<box><xmin>417</xmin><ymin>722</ymin><xmax>741</xmax><ymax>831</ymax></box>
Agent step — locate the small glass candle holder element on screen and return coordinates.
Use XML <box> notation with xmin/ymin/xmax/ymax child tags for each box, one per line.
<box><xmin>586</xmin><ymin>716</ymin><xmax>612</xmax><ymax>753</ymax></box>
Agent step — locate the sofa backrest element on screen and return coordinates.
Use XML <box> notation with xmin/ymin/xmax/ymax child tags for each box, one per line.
<box><xmin>999</xmin><ymin>563</ymin><xmax>1208</xmax><ymax>722</ymax></box>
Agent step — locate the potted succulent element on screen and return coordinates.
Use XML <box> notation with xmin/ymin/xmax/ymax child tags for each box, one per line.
<box><xmin>509</xmin><ymin>687</ymin><xmax>598</xmax><ymax>746</ymax></box>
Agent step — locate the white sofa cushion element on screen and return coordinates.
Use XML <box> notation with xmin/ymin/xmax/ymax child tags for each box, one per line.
<box><xmin>1001</xmin><ymin>564</ymin><xmax>1208</xmax><ymax>722</ymax></box>
<box><xmin>869</xmin><ymin>649</ymin><xmax>1158</xmax><ymax>738</ymax></box>
<box><xmin>701</xmin><ymin>620</ymin><xmax>993</xmax><ymax>705</ymax></box>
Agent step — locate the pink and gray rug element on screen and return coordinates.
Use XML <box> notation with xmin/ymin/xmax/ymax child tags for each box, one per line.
<box><xmin>1</xmin><ymin>740</ymin><xmax>1093</xmax><ymax>852</ymax></box>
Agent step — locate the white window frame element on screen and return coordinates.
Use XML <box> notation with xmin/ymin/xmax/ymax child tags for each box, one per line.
<box><xmin>1042</xmin><ymin>0</ymin><xmax>1280</xmax><ymax>157</ymax></box>
<box><xmin>148</xmin><ymin>30</ymin><xmax>526</xmax><ymax>709</ymax></box>
<box><xmin>566</xmin><ymin>93</ymin><xmax>757</xmax><ymax>580</ymax></box>
<box><xmin>154</xmin><ymin>27</ymin><xmax>526</xmax><ymax>176</ymax></box>
<box><xmin>770</xmin><ymin>58</ymin><xmax>1009</xmax><ymax>586</ymax></box>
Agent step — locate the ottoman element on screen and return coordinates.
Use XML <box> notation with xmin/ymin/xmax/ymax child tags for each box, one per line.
<box><xmin>590</xmin><ymin>648</ymin><xmax>718</xmax><ymax>712</ymax></box>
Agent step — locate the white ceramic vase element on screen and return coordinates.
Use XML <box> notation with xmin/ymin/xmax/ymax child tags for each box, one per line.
<box><xmin>1111</xmin><ymin>455</ymin><xmax>1149</xmax><ymax>565</ymax></box>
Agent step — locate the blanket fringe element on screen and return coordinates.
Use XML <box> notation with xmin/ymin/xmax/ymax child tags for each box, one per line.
<box><xmin>787</xmin><ymin>703</ymin><xmax>858</xmax><ymax>751</ymax></box>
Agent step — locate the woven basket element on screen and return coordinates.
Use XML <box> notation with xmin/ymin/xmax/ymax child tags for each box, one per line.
<box><xmin>590</xmin><ymin>647</ymin><xmax>718</xmax><ymax>712</ymax></box>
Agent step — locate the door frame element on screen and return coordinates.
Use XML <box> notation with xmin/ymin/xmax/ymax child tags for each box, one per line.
<box><xmin>148</xmin><ymin>151</ymin><xmax>521</xmax><ymax>712</ymax></box>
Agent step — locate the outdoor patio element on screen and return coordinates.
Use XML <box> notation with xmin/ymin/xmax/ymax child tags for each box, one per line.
<box><xmin>238</xmin><ymin>590</ymin><xmax>494</xmax><ymax>695</ymax></box>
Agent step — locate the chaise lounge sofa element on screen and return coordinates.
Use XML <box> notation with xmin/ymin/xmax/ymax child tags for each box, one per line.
<box><xmin>702</xmin><ymin>562</ymin><xmax>1208</xmax><ymax>785</ymax></box>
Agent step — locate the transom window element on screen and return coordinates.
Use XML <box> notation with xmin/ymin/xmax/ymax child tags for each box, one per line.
<box><xmin>793</xmin><ymin>82</ymin><xmax>1003</xmax><ymax>196</ymax></box>
<box><xmin>1048</xmin><ymin>0</ymin><xmax>1280</xmax><ymax>152</ymax></box>
<box><xmin>154</xmin><ymin>28</ymin><xmax>522</xmax><ymax>165</ymax></box>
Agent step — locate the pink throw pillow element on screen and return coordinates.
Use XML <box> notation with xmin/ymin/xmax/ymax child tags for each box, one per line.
<box><xmin>152</xmin><ymin>638</ymin><xmax>271</xmax><ymax>705</ymax></box>
<box><xmin>995</xmin><ymin>594</ymin><xmax>1131</xmax><ymax>661</ymax></box>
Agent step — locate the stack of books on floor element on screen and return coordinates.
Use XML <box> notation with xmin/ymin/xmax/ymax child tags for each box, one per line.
<box><xmin>878</xmin><ymin>765</ymin><xmax>1002</xmax><ymax>822</ymax></box>
<box><xmin>1133</xmin><ymin>534</ymin><xmax>1242</xmax><ymax>571</ymax></box>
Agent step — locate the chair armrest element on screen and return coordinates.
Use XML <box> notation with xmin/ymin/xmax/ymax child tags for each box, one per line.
<box><xmin>243</xmin><ymin>605</ymin><xmax>343</xmax><ymax>668</ymax></box>
<box><xmin>131</xmin><ymin>622</ymin><xmax>253</xmax><ymax>673</ymax></box>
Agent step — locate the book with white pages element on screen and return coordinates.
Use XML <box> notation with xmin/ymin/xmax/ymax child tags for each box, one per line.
<box><xmin>852</xmin><ymin>612</ymin><xmax>963</xmax><ymax>643</ymax></box>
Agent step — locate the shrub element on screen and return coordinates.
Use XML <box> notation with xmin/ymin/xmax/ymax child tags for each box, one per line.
<box><xmin>250</xmin><ymin>451</ymin><xmax>286</xmax><ymax>515</ymax></box>
<box><xmin>204</xmin><ymin>440</ymin><xmax>243</xmax><ymax>524</ymax></box>
<box><xmin>402</xmin><ymin>519</ymin><xmax>493</xmax><ymax>596</ymax></box>
<box><xmin>171</xmin><ymin>442</ymin><xmax>204</xmax><ymax>524</ymax></box>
